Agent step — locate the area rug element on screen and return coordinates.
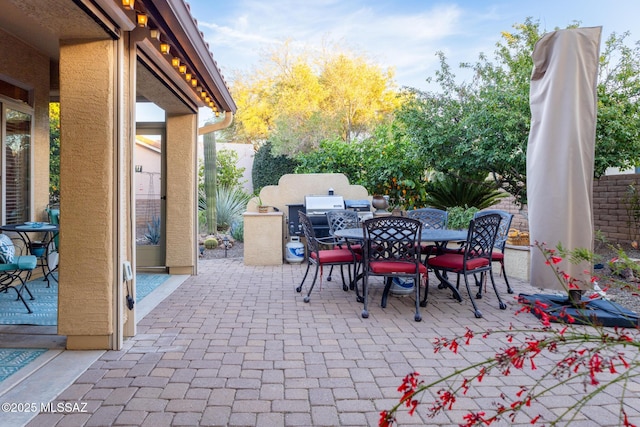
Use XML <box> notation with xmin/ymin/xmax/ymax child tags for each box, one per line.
<box><xmin>0</xmin><ymin>274</ymin><xmax>170</xmax><ymax>326</ymax></box>
<box><xmin>519</xmin><ymin>293</ymin><xmax>640</xmax><ymax>328</ymax></box>
<box><xmin>0</xmin><ymin>348</ymin><xmax>47</xmax><ymax>382</ymax></box>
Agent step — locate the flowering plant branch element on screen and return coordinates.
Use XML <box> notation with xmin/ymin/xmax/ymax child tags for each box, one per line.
<box><xmin>380</xmin><ymin>241</ymin><xmax>640</xmax><ymax>426</ymax></box>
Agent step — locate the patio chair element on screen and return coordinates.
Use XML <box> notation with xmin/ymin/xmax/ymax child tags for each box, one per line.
<box><xmin>406</xmin><ymin>208</ymin><xmax>448</xmax><ymax>262</ymax></box>
<box><xmin>361</xmin><ymin>216</ymin><xmax>426</xmax><ymax>322</ymax></box>
<box><xmin>426</xmin><ymin>213</ymin><xmax>505</xmax><ymax>318</ymax></box>
<box><xmin>296</xmin><ymin>212</ymin><xmax>360</xmax><ymax>303</ymax></box>
<box><xmin>326</xmin><ymin>210</ymin><xmax>362</xmax><ymax>285</ymax></box>
<box><xmin>474</xmin><ymin>209</ymin><xmax>514</xmax><ymax>295</ymax></box>
<box><xmin>0</xmin><ymin>234</ymin><xmax>38</xmax><ymax>313</ymax></box>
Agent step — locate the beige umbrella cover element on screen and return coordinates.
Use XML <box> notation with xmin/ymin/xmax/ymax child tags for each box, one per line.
<box><xmin>527</xmin><ymin>27</ymin><xmax>602</xmax><ymax>291</ymax></box>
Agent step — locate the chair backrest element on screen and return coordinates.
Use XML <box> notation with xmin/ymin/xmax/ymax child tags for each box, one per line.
<box><xmin>362</xmin><ymin>216</ymin><xmax>422</xmax><ymax>263</ymax></box>
<box><xmin>474</xmin><ymin>210</ymin><xmax>513</xmax><ymax>252</ymax></box>
<box><xmin>299</xmin><ymin>211</ymin><xmax>320</xmax><ymax>254</ymax></box>
<box><xmin>464</xmin><ymin>213</ymin><xmax>502</xmax><ymax>261</ymax></box>
<box><xmin>326</xmin><ymin>210</ymin><xmax>360</xmax><ymax>237</ymax></box>
<box><xmin>406</xmin><ymin>208</ymin><xmax>448</xmax><ymax>230</ymax></box>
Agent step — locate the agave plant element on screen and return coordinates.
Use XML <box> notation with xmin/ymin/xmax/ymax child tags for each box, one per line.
<box><xmin>424</xmin><ymin>175</ymin><xmax>507</xmax><ymax>210</ymax></box>
<box><xmin>214</xmin><ymin>186</ymin><xmax>252</xmax><ymax>231</ymax></box>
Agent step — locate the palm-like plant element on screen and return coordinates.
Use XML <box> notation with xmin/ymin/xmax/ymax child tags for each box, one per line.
<box><xmin>424</xmin><ymin>175</ymin><xmax>507</xmax><ymax>210</ymax></box>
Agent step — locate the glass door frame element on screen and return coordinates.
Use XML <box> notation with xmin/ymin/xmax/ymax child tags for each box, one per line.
<box><xmin>135</xmin><ymin>122</ymin><xmax>166</xmax><ymax>269</ymax></box>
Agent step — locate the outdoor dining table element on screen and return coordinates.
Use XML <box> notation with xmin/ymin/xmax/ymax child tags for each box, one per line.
<box><xmin>333</xmin><ymin>227</ymin><xmax>468</xmax><ymax>302</ymax></box>
<box><xmin>0</xmin><ymin>222</ymin><xmax>59</xmax><ymax>286</ymax></box>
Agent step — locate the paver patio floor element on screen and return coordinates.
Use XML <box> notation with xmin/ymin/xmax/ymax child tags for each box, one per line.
<box><xmin>21</xmin><ymin>258</ymin><xmax>639</xmax><ymax>426</ymax></box>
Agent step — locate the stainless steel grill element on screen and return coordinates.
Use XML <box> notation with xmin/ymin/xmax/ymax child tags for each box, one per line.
<box><xmin>304</xmin><ymin>195</ymin><xmax>345</xmax><ymax>238</ymax></box>
<box><xmin>287</xmin><ymin>195</ymin><xmax>346</xmax><ymax>238</ymax></box>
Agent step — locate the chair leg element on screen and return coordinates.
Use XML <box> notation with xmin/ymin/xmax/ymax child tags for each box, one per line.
<box><xmin>414</xmin><ymin>273</ymin><xmax>422</xmax><ymax>322</ymax></box>
<box><xmin>489</xmin><ymin>269</ymin><xmax>507</xmax><ymax>310</ymax></box>
<box><xmin>361</xmin><ymin>274</ymin><xmax>370</xmax><ymax>318</ymax></box>
<box><xmin>304</xmin><ymin>263</ymin><xmax>321</xmax><ymax>303</ymax></box>
<box><xmin>296</xmin><ymin>262</ymin><xmax>312</xmax><ymax>293</ymax></box>
<box><xmin>501</xmin><ymin>261</ymin><xmax>514</xmax><ymax>294</ymax></box>
<box><xmin>327</xmin><ymin>265</ymin><xmax>334</xmax><ymax>282</ymax></box>
<box><xmin>463</xmin><ymin>274</ymin><xmax>483</xmax><ymax>318</ymax></box>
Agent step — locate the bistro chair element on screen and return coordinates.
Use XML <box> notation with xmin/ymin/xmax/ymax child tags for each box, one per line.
<box><xmin>406</xmin><ymin>208</ymin><xmax>448</xmax><ymax>263</ymax></box>
<box><xmin>296</xmin><ymin>211</ymin><xmax>360</xmax><ymax>303</ymax></box>
<box><xmin>0</xmin><ymin>234</ymin><xmax>38</xmax><ymax>313</ymax></box>
<box><xmin>474</xmin><ymin>209</ymin><xmax>514</xmax><ymax>295</ymax></box>
<box><xmin>326</xmin><ymin>210</ymin><xmax>362</xmax><ymax>285</ymax></box>
<box><xmin>361</xmin><ymin>216</ymin><xmax>426</xmax><ymax>322</ymax></box>
<box><xmin>426</xmin><ymin>213</ymin><xmax>504</xmax><ymax>318</ymax></box>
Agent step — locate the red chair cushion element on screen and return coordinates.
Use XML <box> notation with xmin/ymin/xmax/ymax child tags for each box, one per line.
<box><xmin>369</xmin><ymin>261</ymin><xmax>427</xmax><ymax>275</ymax></box>
<box><xmin>491</xmin><ymin>251</ymin><xmax>504</xmax><ymax>261</ymax></box>
<box><xmin>312</xmin><ymin>248</ymin><xmax>357</xmax><ymax>264</ymax></box>
<box><xmin>428</xmin><ymin>253</ymin><xmax>490</xmax><ymax>271</ymax></box>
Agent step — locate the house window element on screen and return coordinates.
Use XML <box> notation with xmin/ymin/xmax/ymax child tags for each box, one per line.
<box><xmin>3</xmin><ymin>106</ymin><xmax>32</xmax><ymax>224</ymax></box>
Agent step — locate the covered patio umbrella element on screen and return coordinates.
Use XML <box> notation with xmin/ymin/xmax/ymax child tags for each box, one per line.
<box><xmin>526</xmin><ymin>27</ymin><xmax>602</xmax><ymax>294</ymax></box>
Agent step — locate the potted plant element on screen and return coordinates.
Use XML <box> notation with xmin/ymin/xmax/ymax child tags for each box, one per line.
<box><xmin>256</xmin><ymin>195</ymin><xmax>269</xmax><ymax>213</ymax></box>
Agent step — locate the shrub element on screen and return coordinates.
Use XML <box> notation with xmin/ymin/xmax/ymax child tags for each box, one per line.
<box><xmin>446</xmin><ymin>206</ymin><xmax>479</xmax><ymax>230</ymax></box>
<box><xmin>230</xmin><ymin>219</ymin><xmax>244</xmax><ymax>242</ymax></box>
<box><xmin>424</xmin><ymin>174</ymin><xmax>507</xmax><ymax>210</ymax></box>
<box><xmin>252</xmin><ymin>140</ymin><xmax>298</xmax><ymax>192</ymax></box>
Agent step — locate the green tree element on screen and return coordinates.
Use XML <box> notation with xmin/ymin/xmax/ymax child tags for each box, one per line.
<box><xmin>226</xmin><ymin>41</ymin><xmax>400</xmax><ymax>156</ymax></box>
<box><xmin>398</xmin><ymin>18</ymin><xmax>640</xmax><ymax>206</ymax></box>
<box><xmin>216</xmin><ymin>149</ymin><xmax>246</xmax><ymax>189</ymax></box>
<box><xmin>296</xmin><ymin>123</ymin><xmax>428</xmax><ymax>209</ymax></box>
<box><xmin>49</xmin><ymin>103</ymin><xmax>60</xmax><ymax>204</ymax></box>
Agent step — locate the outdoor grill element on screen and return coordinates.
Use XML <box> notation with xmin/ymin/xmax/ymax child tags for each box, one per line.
<box><xmin>287</xmin><ymin>195</ymin><xmax>345</xmax><ymax>238</ymax></box>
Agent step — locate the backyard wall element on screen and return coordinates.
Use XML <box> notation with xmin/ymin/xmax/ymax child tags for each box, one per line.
<box><xmin>488</xmin><ymin>173</ymin><xmax>640</xmax><ymax>246</ymax></box>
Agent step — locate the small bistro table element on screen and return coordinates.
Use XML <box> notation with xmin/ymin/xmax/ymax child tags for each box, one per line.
<box><xmin>0</xmin><ymin>223</ymin><xmax>59</xmax><ymax>286</ymax></box>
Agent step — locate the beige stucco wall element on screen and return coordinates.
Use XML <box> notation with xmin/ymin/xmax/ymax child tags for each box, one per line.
<box><xmin>0</xmin><ymin>28</ymin><xmax>50</xmax><ymax>221</ymax></box>
<box><xmin>58</xmin><ymin>39</ymin><xmax>115</xmax><ymax>349</ymax></box>
<box><xmin>248</xmin><ymin>173</ymin><xmax>370</xmax><ymax>214</ymax></box>
<box><xmin>165</xmin><ymin>113</ymin><xmax>198</xmax><ymax>274</ymax></box>
<box><xmin>244</xmin><ymin>173</ymin><xmax>370</xmax><ymax>265</ymax></box>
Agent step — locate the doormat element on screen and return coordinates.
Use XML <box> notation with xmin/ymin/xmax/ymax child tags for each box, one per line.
<box><xmin>518</xmin><ymin>293</ymin><xmax>640</xmax><ymax>328</ymax></box>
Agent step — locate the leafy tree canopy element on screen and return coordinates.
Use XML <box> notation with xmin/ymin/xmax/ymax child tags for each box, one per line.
<box><xmin>397</xmin><ymin>18</ymin><xmax>640</xmax><ymax>206</ymax></box>
<box><xmin>224</xmin><ymin>40</ymin><xmax>402</xmax><ymax>156</ymax></box>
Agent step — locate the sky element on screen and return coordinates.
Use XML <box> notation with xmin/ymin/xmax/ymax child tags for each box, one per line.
<box><xmin>184</xmin><ymin>0</ymin><xmax>640</xmax><ymax>93</ymax></box>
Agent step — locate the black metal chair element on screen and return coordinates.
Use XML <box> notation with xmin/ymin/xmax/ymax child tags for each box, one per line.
<box><xmin>361</xmin><ymin>216</ymin><xmax>426</xmax><ymax>322</ymax></box>
<box><xmin>427</xmin><ymin>213</ymin><xmax>505</xmax><ymax>318</ymax></box>
<box><xmin>326</xmin><ymin>210</ymin><xmax>362</xmax><ymax>284</ymax></box>
<box><xmin>406</xmin><ymin>208</ymin><xmax>448</xmax><ymax>263</ymax></box>
<box><xmin>296</xmin><ymin>212</ymin><xmax>360</xmax><ymax>303</ymax></box>
<box><xmin>474</xmin><ymin>209</ymin><xmax>514</xmax><ymax>294</ymax></box>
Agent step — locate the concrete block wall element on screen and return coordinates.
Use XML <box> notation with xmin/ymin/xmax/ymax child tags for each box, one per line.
<box><xmin>486</xmin><ymin>173</ymin><xmax>640</xmax><ymax>245</ymax></box>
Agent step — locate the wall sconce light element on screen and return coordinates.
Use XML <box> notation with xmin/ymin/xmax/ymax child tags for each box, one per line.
<box><xmin>205</xmin><ymin>96</ymin><xmax>211</xmax><ymax>103</ymax></box>
<box><xmin>215</xmin><ymin>111</ymin><xmax>220</xmax><ymax>117</ymax></box>
<box><xmin>149</xmin><ymin>29</ymin><xmax>161</xmax><ymax>40</ymax></box>
<box><xmin>179</xmin><ymin>64</ymin><xmax>187</xmax><ymax>74</ymax></box>
<box><xmin>209</xmin><ymin>101</ymin><xmax>214</xmax><ymax>108</ymax></box>
<box><xmin>171</xmin><ymin>57</ymin><xmax>180</xmax><ymax>68</ymax></box>
<box><xmin>200</xmin><ymin>91</ymin><xmax>207</xmax><ymax>99</ymax></box>
<box><xmin>122</xmin><ymin>0</ymin><xmax>135</xmax><ymax>10</ymax></box>
<box><xmin>160</xmin><ymin>43</ymin><xmax>170</xmax><ymax>55</ymax></box>
<box><xmin>137</xmin><ymin>13</ymin><xmax>148</xmax><ymax>28</ymax></box>
<box><xmin>196</xmin><ymin>86</ymin><xmax>202</xmax><ymax>92</ymax></box>
<box><xmin>191</xmin><ymin>78</ymin><xmax>197</xmax><ymax>87</ymax></box>
<box><xmin>185</xmin><ymin>72</ymin><xmax>192</xmax><ymax>81</ymax></box>
<box><xmin>135</xmin><ymin>165</ymin><xmax>143</xmax><ymax>173</ymax></box>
